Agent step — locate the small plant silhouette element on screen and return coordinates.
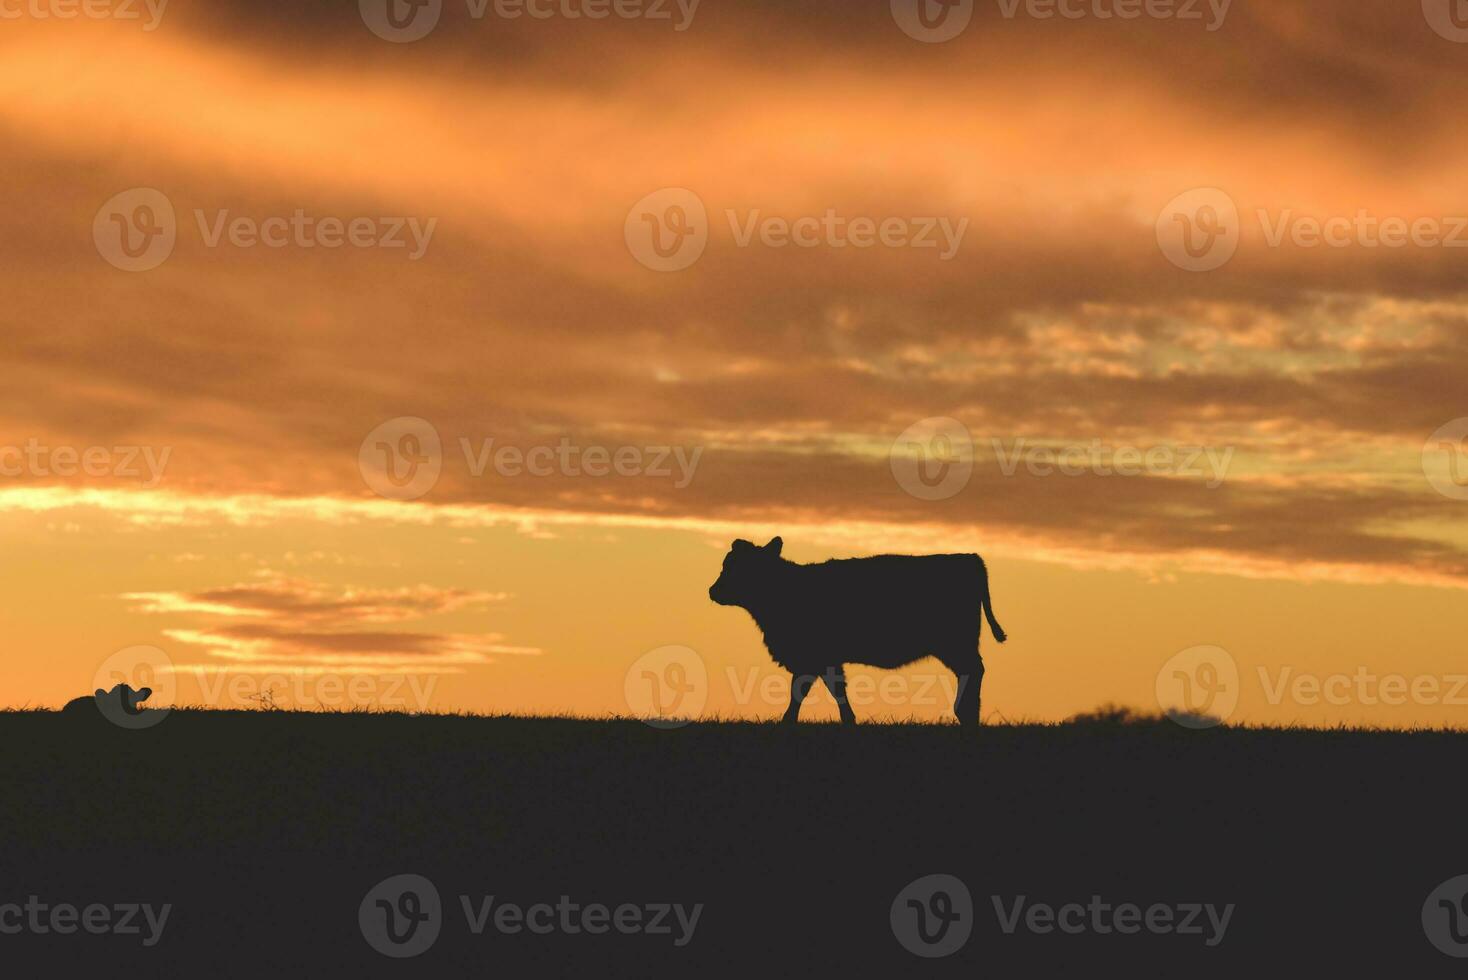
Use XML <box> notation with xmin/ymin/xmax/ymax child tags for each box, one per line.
<box><xmin>246</xmin><ymin>686</ymin><xmax>283</xmax><ymax>711</ymax></box>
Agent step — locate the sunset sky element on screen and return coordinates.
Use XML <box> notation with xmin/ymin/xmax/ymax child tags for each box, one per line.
<box><xmin>5</xmin><ymin>0</ymin><xmax>1468</xmax><ymax>726</ymax></box>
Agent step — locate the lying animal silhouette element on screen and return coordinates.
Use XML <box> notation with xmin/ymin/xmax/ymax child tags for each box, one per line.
<box><xmin>62</xmin><ymin>683</ymin><xmax>155</xmax><ymax>721</ymax></box>
<box><xmin>709</xmin><ymin>537</ymin><xmax>1007</xmax><ymax>726</ymax></box>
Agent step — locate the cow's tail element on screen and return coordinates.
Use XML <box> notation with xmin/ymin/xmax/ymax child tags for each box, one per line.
<box><xmin>979</xmin><ymin>558</ymin><xmax>1007</xmax><ymax>644</ymax></box>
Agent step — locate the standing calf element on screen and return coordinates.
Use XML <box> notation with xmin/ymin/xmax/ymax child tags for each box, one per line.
<box><xmin>708</xmin><ymin>537</ymin><xmax>1008</xmax><ymax>726</ymax></box>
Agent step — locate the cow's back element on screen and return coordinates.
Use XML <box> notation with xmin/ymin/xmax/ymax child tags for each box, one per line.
<box><xmin>782</xmin><ymin>553</ymin><xmax>985</xmax><ymax>668</ymax></box>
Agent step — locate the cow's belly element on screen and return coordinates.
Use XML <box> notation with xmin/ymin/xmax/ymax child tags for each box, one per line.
<box><xmin>807</xmin><ymin>609</ymin><xmax>981</xmax><ymax>669</ymax></box>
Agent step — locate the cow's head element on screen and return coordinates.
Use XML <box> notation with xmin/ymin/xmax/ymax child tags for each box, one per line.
<box><xmin>708</xmin><ymin>537</ymin><xmax>783</xmax><ymax>608</ymax></box>
<box><xmin>95</xmin><ymin>683</ymin><xmax>153</xmax><ymax>715</ymax></box>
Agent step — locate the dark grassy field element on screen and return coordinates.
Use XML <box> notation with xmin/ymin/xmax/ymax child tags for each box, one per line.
<box><xmin>3</xmin><ymin>708</ymin><xmax>1467</xmax><ymax>974</ymax></box>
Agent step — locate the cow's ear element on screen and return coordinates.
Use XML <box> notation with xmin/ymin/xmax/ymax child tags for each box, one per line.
<box><xmin>764</xmin><ymin>536</ymin><xmax>783</xmax><ymax>556</ymax></box>
<box><xmin>732</xmin><ymin>539</ymin><xmax>753</xmax><ymax>552</ymax></box>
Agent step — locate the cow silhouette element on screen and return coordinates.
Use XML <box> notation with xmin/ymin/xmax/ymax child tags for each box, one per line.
<box><xmin>708</xmin><ymin>537</ymin><xmax>1007</xmax><ymax>726</ymax></box>
<box><xmin>62</xmin><ymin>683</ymin><xmax>154</xmax><ymax>720</ymax></box>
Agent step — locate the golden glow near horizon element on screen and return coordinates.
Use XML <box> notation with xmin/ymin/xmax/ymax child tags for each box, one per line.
<box><xmin>4</xmin><ymin>3</ymin><xmax>1468</xmax><ymax>727</ymax></box>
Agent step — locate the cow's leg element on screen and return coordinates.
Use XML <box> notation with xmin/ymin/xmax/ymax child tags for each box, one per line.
<box><xmin>820</xmin><ymin>666</ymin><xmax>858</xmax><ymax>726</ymax></box>
<box><xmin>782</xmin><ymin>672</ymin><xmax>817</xmax><ymax>724</ymax></box>
<box><xmin>943</xmin><ymin>648</ymin><xmax>985</xmax><ymax>727</ymax></box>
